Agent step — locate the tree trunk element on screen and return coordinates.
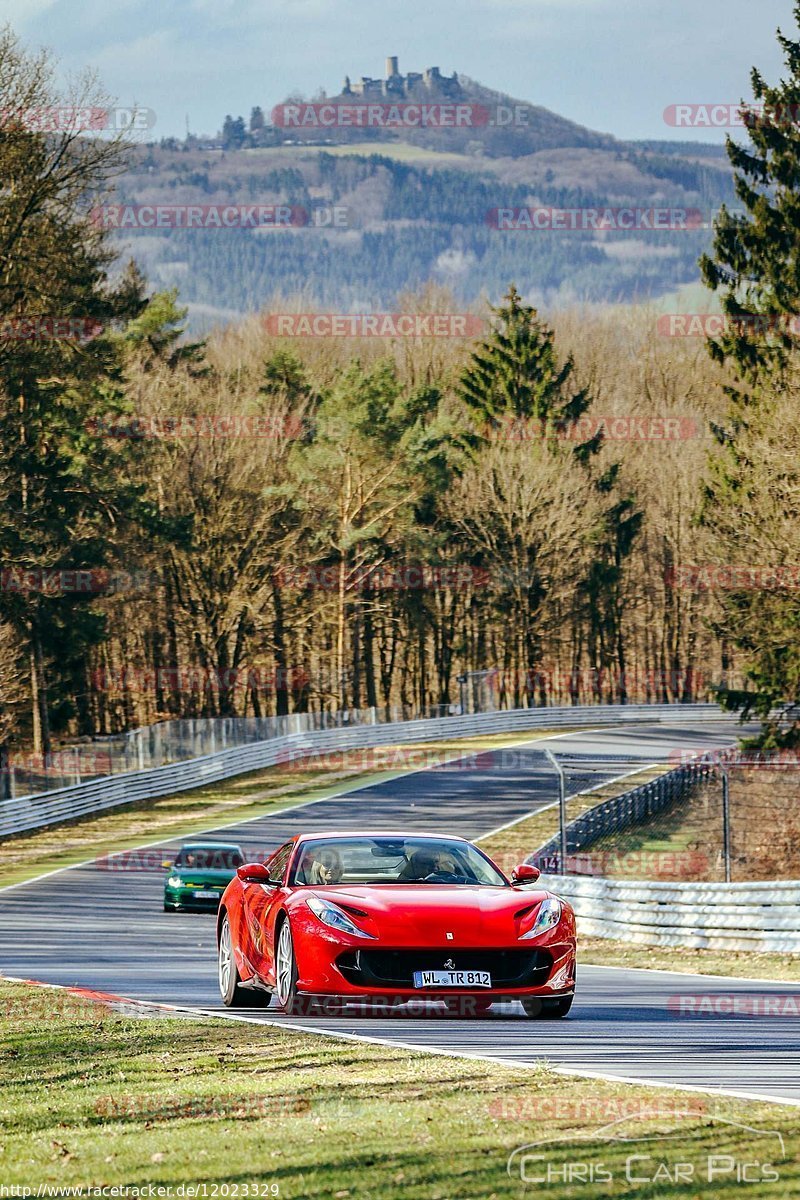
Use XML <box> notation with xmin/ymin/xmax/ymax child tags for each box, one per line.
<box><xmin>272</xmin><ymin>584</ymin><xmax>290</xmax><ymax>717</ymax></box>
<box><xmin>29</xmin><ymin>619</ymin><xmax>50</xmax><ymax>757</ymax></box>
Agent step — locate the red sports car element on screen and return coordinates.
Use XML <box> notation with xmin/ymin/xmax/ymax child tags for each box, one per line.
<box><xmin>216</xmin><ymin>831</ymin><xmax>576</xmax><ymax>1017</ymax></box>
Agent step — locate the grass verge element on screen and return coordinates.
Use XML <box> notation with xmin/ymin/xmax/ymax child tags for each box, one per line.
<box><xmin>1</xmin><ymin>979</ymin><xmax>798</xmax><ymax>1197</ymax></box>
<box><xmin>578</xmin><ymin>937</ymin><xmax>800</xmax><ymax>982</ymax></box>
<box><xmin>477</xmin><ymin>762</ymin><xmax>670</xmax><ymax>874</ymax></box>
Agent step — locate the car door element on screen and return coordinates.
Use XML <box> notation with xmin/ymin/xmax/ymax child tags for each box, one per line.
<box><xmin>240</xmin><ymin>841</ymin><xmax>293</xmax><ymax>984</ymax></box>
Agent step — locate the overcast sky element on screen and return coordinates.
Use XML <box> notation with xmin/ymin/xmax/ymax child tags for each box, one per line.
<box><xmin>2</xmin><ymin>0</ymin><xmax>794</xmax><ymax>142</ymax></box>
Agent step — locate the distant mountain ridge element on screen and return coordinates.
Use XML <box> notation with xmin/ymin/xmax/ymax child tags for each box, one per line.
<box><xmin>265</xmin><ymin>56</ymin><xmax>621</xmax><ymax>158</ymax></box>
<box><xmin>130</xmin><ymin>65</ymin><xmax>736</xmax><ymax>330</ymax></box>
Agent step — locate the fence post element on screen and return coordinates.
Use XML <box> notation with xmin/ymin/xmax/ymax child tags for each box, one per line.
<box><xmin>722</xmin><ymin>768</ymin><xmax>732</xmax><ymax>883</ymax></box>
<box><xmin>544</xmin><ymin>748</ymin><xmax>567</xmax><ymax>875</ymax></box>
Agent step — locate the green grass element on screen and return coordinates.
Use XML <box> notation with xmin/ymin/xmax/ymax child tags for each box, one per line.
<box><xmin>1</xmin><ymin>980</ymin><xmax>799</xmax><ymax>1197</ymax></box>
<box><xmin>579</xmin><ymin>937</ymin><xmax>800</xmax><ymax>981</ymax></box>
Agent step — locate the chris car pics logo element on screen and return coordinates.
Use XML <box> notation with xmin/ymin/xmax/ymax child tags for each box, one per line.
<box><xmin>507</xmin><ymin>1116</ymin><xmax>785</xmax><ymax>1187</ymax></box>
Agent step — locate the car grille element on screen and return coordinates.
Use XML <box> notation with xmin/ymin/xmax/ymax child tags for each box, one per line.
<box><xmin>336</xmin><ymin>948</ymin><xmax>552</xmax><ymax>988</ymax></box>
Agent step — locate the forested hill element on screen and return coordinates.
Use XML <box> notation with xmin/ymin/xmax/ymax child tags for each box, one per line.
<box><xmin>118</xmin><ymin>126</ymin><xmax>734</xmax><ymax>330</ymax></box>
<box><xmin>264</xmin><ymin>74</ymin><xmax>622</xmax><ymax>158</ymax></box>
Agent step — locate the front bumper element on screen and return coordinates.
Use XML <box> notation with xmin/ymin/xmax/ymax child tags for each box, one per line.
<box><xmin>290</xmin><ymin>918</ymin><xmax>576</xmax><ymax>999</ymax></box>
<box><xmin>164</xmin><ymin>887</ymin><xmax>224</xmax><ymax>910</ymax></box>
<box><xmin>336</xmin><ymin>946</ymin><xmax>554</xmax><ymax>991</ymax></box>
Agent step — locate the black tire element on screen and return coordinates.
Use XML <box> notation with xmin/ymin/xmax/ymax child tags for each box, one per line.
<box><xmin>218</xmin><ymin>911</ymin><xmax>268</xmax><ymax>1008</ymax></box>
<box><xmin>521</xmin><ymin>993</ymin><xmax>574</xmax><ymax>1019</ymax></box>
<box><xmin>275</xmin><ymin>916</ymin><xmax>305</xmax><ymax>1014</ymax></box>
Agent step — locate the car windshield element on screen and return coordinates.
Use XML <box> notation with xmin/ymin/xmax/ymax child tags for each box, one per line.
<box><xmin>174</xmin><ymin>847</ymin><xmax>243</xmax><ymax>870</ymax></box>
<box><xmin>290</xmin><ymin>837</ymin><xmax>507</xmax><ymax>887</ymax></box>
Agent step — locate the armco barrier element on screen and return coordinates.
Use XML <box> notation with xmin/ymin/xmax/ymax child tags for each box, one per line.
<box><xmin>530</xmin><ymin>759</ymin><xmax>715</xmax><ymax>869</ymax></box>
<box><xmin>0</xmin><ymin>703</ymin><xmax>729</xmax><ymax>839</ymax></box>
<box><xmin>540</xmin><ymin>873</ymin><xmax>800</xmax><ymax>953</ymax></box>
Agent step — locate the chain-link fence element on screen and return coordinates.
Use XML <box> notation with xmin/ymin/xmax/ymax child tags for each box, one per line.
<box><xmin>2</xmin><ymin>703</ymin><xmax>461</xmax><ymax>799</ymax></box>
<box><xmin>528</xmin><ymin>749</ymin><xmax>800</xmax><ymax>883</ymax></box>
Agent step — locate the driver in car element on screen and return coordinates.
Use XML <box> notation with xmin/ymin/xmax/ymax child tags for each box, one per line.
<box><xmin>307</xmin><ymin>848</ymin><xmax>344</xmax><ymax>885</ymax></box>
<box><xmin>424</xmin><ymin>851</ymin><xmax>463</xmax><ymax>882</ymax></box>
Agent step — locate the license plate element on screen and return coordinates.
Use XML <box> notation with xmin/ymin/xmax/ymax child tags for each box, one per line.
<box><xmin>413</xmin><ymin>969</ymin><xmax>492</xmax><ymax>988</ymax></box>
<box><xmin>195</xmin><ymin>890</ymin><xmax>219</xmax><ymax>899</ymax></box>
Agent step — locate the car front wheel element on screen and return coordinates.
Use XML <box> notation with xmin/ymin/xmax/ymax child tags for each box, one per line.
<box><xmin>275</xmin><ymin>917</ymin><xmax>305</xmax><ymax>1014</ymax></box>
<box><xmin>521</xmin><ymin>993</ymin><xmax>574</xmax><ymax>1019</ymax></box>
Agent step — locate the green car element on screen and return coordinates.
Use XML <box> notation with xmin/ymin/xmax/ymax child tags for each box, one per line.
<box><xmin>163</xmin><ymin>841</ymin><xmax>245</xmax><ymax>912</ymax></box>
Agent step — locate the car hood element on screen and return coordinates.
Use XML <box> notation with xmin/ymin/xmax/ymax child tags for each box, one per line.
<box><xmin>298</xmin><ymin>884</ymin><xmax>555</xmax><ymax>944</ymax></box>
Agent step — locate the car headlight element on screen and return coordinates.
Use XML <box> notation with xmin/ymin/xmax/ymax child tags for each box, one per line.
<box><xmin>519</xmin><ymin>897</ymin><xmax>562</xmax><ymax>940</ymax></box>
<box><xmin>305</xmin><ymin>896</ymin><xmax>376</xmax><ymax>939</ymax></box>
<box><xmin>167</xmin><ymin>876</ymin><xmax>183</xmax><ymax>888</ymax></box>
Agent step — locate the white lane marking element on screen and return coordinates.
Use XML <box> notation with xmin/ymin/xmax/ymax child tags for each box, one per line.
<box><xmin>3</xmin><ymin>972</ymin><xmax>798</xmax><ymax>1110</ymax></box>
<box><xmin>479</xmin><ymin>760</ymin><xmax>652</xmax><ymax>840</ymax></box>
<box><xmin>0</xmin><ymin>726</ymin><xmax>611</xmax><ymax>895</ymax></box>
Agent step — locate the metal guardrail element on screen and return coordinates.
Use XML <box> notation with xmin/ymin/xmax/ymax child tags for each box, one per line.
<box><xmin>0</xmin><ymin>702</ymin><xmax>730</xmax><ymax>839</ymax></box>
<box><xmin>4</xmin><ymin>706</ymin><xmax>450</xmax><ymax>797</ymax></box>
<box><xmin>541</xmin><ymin>873</ymin><xmax>800</xmax><ymax>953</ymax></box>
<box><xmin>528</xmin><ymin>760</ymin><xmax>715</xmax><ymax>872</ymax></box>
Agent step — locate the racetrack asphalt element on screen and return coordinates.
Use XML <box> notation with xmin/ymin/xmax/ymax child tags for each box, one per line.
<box><xmin>3</xmin><ymin>719</ymin><xmax>799</xmax><ymax>1105</ymax></box>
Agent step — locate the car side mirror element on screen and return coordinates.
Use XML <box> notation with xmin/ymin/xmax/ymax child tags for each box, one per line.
<box><xmin>162</xmin><ymin>859</ymin><xmax>173</xmax><ymax>870</ymax></box>
<box><xmin>511</xmin><ymin>864</ymin><xmax>540</xmax><ymax>884</ymax></box>
<box><xmin>237</xmin><ymin>863</ymin><xmax>278</xmax><ymax>885</ymax></box>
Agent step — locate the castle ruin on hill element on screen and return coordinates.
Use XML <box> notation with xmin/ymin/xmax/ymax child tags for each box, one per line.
<box><xmin>341</xmin><ymin>57</ymin><xmax>461</xmax><ymax>99</ymax></box>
